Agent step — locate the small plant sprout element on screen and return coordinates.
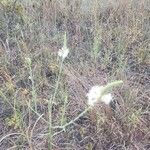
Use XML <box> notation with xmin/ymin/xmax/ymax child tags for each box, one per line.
<box><xmin>87</xmin><ymin>80</ymin><xmax>123</xmax><ymax>106</ymax></box>
<box><xmin>58</xmin><ymin>32</ymin><xmax>69</xmax><ymax>61</ymax></box>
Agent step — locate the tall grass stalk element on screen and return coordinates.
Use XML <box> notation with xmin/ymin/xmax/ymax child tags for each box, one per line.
<box><xmin>92</xmin><ymin>28</ymin><xmax>101</xmax><ymax>61</ymax></box>
<box><xmin>91</xmin><ymin>0</ymin><xmax>101</xmax><ymax>62</ymax></box>
<box><xmin>53</xmin><ymin>32</ymin><xmax>67</xmax><ymax>102</ymax></box>
<box><xmin>47</xmin><ymin>61</ymin><xmax>64</xmax><ymax>147</ymax></box>
<box><xmin>47</xmin><ymin>32</ymin><xmax>68</xmax><ymax>149</ymax></box>
<box><xmin>25</xmin><ymin>57</ymin><xmax>37</xmax><ymax>112</ymax></box>
<box><xmin>52</xmin><ymin>59</ymin><xmax>63</xmax><ymax>103</ymax></box>
<box><xmin>48</xmin><ymin>96</ymin><xmax>52</xmax><ymax>150</ymax></box>
<box><xmin>61</xmin><ymin>93</ymin><xmax>68</xmax><ymax>126</ymax></box>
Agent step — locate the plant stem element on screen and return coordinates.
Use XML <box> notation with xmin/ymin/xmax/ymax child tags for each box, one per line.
<box><xmin>61</xmin><ymin>94</ymin><xmax>68</xmax><ymax>126</ymax></box>
<box><xmin>48</xmin><ymin>96</ymin><xmax>52</xmax><ymax>150</ymax></box>
<box><xmin>52</xmin><ymin>59</ymin><xmax>63</xmax><ymax>102</ymax></box>
<box><xmin>29</xmin><ymin>64</ymin><xmax>37</xmax><ymax>112</ymax></box>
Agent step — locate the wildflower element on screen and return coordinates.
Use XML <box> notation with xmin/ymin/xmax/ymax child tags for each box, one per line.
<box><xmin>87</xmin><ymin>85</ymin><xmax>113</xmax><ymax>106</ymax></box>
<box><xmin>58</xmin><ymin>46</ymin><xmax>69</xmax><ymax>60</ymax></box>
<box><xmin>101</xmin><ymin>93</ymin><xmax>113</xmax><ymax>105</ymax></box>
<box><xmin>87</xmin><ymin>86</ymin><xmax>103</xmax><ymax>106</ymax></box>
<box><xmin>25</xmin><ymin>57</ymin><xmax>31</xmax><ymax>65</ymax></box>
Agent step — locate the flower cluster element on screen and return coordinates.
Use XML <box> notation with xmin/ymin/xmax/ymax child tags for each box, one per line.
<box><xmin>58</xmin><ymin>46</ymin><xmax>69</xmax><ymax>61</ymax></box>
<box><xmin>87</xmin><ymin>85</ymin><xmax>113</xmax><ymax>106</ymax></box>
<box><xmin>58</xmin><ymin>32</ymin><xmax>69</xmax><ymax>61</ymax></box>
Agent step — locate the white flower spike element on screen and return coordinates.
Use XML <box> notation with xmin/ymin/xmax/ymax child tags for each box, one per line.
<box><xmin>87</xmin><ymin>85</ymin><xmax>113</xmax><ymax>106</ymax></box>
<box><xmin>101</xmin><ymin>93</ymin><xmax>113</xmax><ymax>105</ymax></box>
<box><xmin>58</xmin><ymin>32</ymin><xmax>69</xmax><ymax>61</ymax></box>
<box><xmin>87</xmin><ymin>86</ymin><xmax>103</xmax><ymax>106</ymax></box>
<box><xmin>58</xmin><ymin>46</ymin><xmax>69</xmax><ymax>60</ymax></box>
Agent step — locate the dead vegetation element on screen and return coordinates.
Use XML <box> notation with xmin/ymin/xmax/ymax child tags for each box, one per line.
<box><xmin>0</xmin><ymin>0</ymin><xmax>150</xmax><ymax>149</ymax></box>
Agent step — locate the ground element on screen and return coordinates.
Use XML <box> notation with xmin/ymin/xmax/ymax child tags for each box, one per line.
<box><xmin>0</xmin><ymin>0</ymin><xmax>150</xmax><ymax>149</ymax></box>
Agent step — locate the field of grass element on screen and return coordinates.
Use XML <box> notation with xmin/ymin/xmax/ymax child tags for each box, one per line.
<box><xmin>0</xmin><ymin>0</ymin><xmax>150</xmax><ymax>149</ymax></box>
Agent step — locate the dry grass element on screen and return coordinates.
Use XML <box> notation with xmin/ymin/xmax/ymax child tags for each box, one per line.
<box><xmin>0</xmin><ymin>0</ymin><xmax>150</xmax><ymax>149</ymax></box>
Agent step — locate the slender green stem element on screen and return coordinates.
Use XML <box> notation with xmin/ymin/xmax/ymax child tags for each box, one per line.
<box><xmin>29</xmin><ymin>64</ymin><xmax>37</xmax><ymax>112</ymax></box>
<box><xmin>48</xmin><ymin>106</ymin><xmax>91</xmax><ymax>131</ymax></box>
<box><xmin>0</xmin><ymin>90</ymin><xmax>13</xmax><ymax>108</ymax></box>
<box><xmin>61</xmin><ymin>94</ymin><xmax>68</xmax><ymax>126</ymax></box>
<box><xmin>52</xmin><ymin>59</ymin><xmax>63</xmax><ymax>102</ymax></box>
<box><xmin>47</xmin><ymin>58</ymin><xmax>64</xmax><ymax>149</ymax></box>
<box><xmin>61</xmin><ymin>107</ymin><xmax>91</xmax><ymax>129</ymax></box>
<box><xmin>48</xmin><ymin>96</ymin><xmax>52</xmax><ymax>150</ymax></box>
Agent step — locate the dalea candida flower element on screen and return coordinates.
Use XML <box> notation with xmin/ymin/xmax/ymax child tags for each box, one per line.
<box><xmin>87</xmin><ymin>86</ymin><xmax>103</xmax><ymax>106</ymax></box>
<box><xmin>58</xmin><ymin>46</ymin><xmax>69</xmax><ymax>60</ymax></box>
<box><xmin>87</xmin><ymin>85</ymin><xmax>113</xmax><ymax>106</ymax></box>
<box><xmin>101</xmin><ymin>93</ymin><xmax>113</xmax><ymax>105</ymax></box>
<box><xmin>58</xmin><ymin>32</ymin><xmax>69</xmax><ymax>61</ymax></box>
